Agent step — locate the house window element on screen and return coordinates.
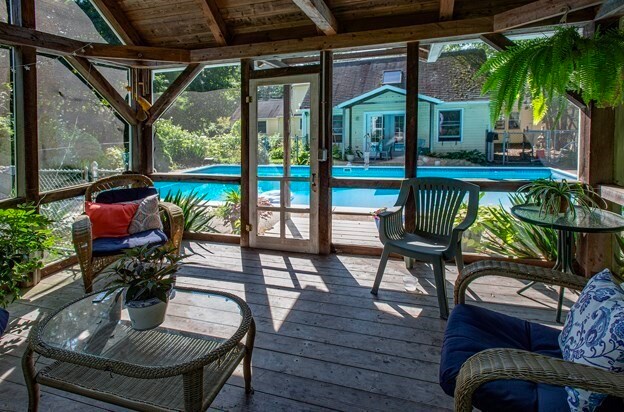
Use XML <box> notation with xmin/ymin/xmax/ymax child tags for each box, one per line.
<box><xmin>258</xmin><ymin>120</ymin><xmax>267</xmax><ymax>134</ymax></box>
<box><xmin>495</xmin><ymin>115</ymin><xmax>506</xmax><ymax>130</ymax></box>
<box><xmin>508</xmin><ymin>112</ymin><xmax>520</xmax><ymax>129</ymax></box>
<box><xmin>394</xmin><ymin>115</ymin><xmax>405</xmax><ymax>141</ymax></box>
<box><xmin>382</xmin><ymin>70</ymin><xmax>402</xmax><ymax>85</ymax></box>
<box><xmin>438</xmin><ymin>109</ymin><xmax>462</xmax><ymax>142</ymax></box>
<box><xmin>332</xmin><ymin>115</ymin><xmax>343</xmax><ymax>142</ymax></box>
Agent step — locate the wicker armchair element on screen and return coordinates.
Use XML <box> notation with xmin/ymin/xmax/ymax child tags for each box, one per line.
<box><xmin>72</xmin><ymin>174</ymin><xmax>184</xmax><ymax>293</ymax></box>
<box><xmin>451</xmin><ymin>260</ymin><xmax>624</xmax><ymax>412</ymax></box>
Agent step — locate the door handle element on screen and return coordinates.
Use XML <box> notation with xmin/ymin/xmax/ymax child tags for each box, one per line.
<box><xmin>311</xmin><ymin>173</ymin><xmax>318</xmax><ymax>192</ymax></box>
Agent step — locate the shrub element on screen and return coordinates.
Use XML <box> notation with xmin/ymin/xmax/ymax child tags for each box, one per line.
<box><xmin>0</xmin><ymin>205</ymin><xmax>56</xmax><ymax>307</ymax></box>
<box><xmin>162</xmin><ymin>189</ymin><xmax>216</xmax><ymax>232</ymax></box>
<box><xmin>154</xmin><ymin>119</ymin><xmax>207</xmax><ymax>169</ymax></box>
<box><xmin>427</xmin><ymin>150</ymin><xmax>487</xmax><ymax>165</ymax></box>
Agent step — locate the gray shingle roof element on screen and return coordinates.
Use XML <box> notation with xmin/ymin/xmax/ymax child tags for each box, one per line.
<box><xmin>300</xmin><ymin>49</ymin><xmax>488</xmax><ymax>109</ymax></box>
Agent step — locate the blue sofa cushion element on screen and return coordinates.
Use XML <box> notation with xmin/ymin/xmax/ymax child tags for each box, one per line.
<box><xmin>95</xmin><ymin>187</ymin><xmax>158</xmax><ymax>204</ymax></box>
<box><xmin>92</xmin><ymin>229</ymin><xmax>168</xmax><ymax>257</ymax></box>
<box><xmin>439</xmin><ymin>304</ymin><xmax>622</xmax><ymax>412</ymax></box>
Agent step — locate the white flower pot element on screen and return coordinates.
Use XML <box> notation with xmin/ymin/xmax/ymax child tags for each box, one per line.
<box><xmin>126</xmin><ymin>295</ymin><xmax>169</xmax><ymax>331</ymax></box>
<box><xmin>346</xmin><ymin>154</ymin><xmax>355</xmax><ymax>162</ymax></box>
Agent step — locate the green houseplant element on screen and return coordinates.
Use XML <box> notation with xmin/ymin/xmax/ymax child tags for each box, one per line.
<box><xmin>478</xmin><ymin>27</ymin><xmax>624</xmax><ymax>124</ymax></box>
<box><xmin>518</xmin><ymin>178</ymin><xmax>603</xmax><ymax>217</ymax></box>
<box><xmin>0</xmin><ymin>205</ymin><xmax>56</xmax><ymax>335</ymax></box>
<box><xmin>162</xmin><ymin>189</ymin><xmax>216</xmax><ymax>232</ymax></box>
<box><xmin>104</xmin><ymin>244</ymin><xmax>187</xmax><ymax>331</ymax></box>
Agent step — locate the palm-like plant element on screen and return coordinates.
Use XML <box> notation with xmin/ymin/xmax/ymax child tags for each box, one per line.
<box><xmin>162</xmin><ymin>189</ymin><xmax>216</xmax><ymax>232</ymax></box>
<box><xmin>478</xmin><ymin>27</ymin><xmax>624</xmax><ymax>124</ymax></box>
<box><xmin>518</xmin><ymin>178</ymin><xmax>603</xmax><ymax>217</ymax></box>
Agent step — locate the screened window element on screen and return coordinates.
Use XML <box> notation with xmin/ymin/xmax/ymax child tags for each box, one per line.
<box><xmin>438</xmin><ymin>109</ymin><xmax>462</xmax><ymax>142</ymax></box>
<box><xmin>37</xmin><ymin>55</ymin><xmax>129</xmax><ymax>191</ymax></box>
<box><xmin>258</xmin><ymin>120</ymin><xmax>267</xmax><ymax>135</ymax></box>
<box><xmin>382</xmin><ymin>70</ymin><xmax>402</xmax><ymax>85</ymax></box>
<box><xmin>0</xmin><ymin>47</ymin><xmax>14</xmax><ymax>200</ymax></box>
<box><xmin>153</xmin><ymin>64</ymin><xmax>241</xmax><ymax>174</ymax></box>
<box><xmin>332</xmin><ymin>115</ymin><xmax>343</xmax><ymax>142</ymax></box>
<box><xmin>36</xmin><ymin>0</ymin><xmax>122</xmax><ymax>44</ymax></box>
<box><xmin>508</xmin><ymin>112</ymin><xmax>520</xmax><ymax>129</ymax></box>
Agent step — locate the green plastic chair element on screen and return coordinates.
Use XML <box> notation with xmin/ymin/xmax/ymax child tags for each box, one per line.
<box><xmin>371</xmin><ymin>177</ymin><xmax>480</xmax><ymax>319</ymax></box>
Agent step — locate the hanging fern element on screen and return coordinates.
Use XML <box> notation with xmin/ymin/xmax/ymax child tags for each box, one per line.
<box><xmin>478</xmin><ymin>27</ymin><xmax>624</xmax><ymax>125</ymax></box>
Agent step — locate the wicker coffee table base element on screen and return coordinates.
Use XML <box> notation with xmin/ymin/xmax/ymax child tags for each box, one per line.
<box><xmin>23</xmin><ymin>311</ymin><xmax>256</xmax><ymax>412</ymax></box>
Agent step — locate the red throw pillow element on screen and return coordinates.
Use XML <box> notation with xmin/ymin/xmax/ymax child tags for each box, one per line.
<box><xmin>85</xmin><ymin>202</ymin><xmax>139</xmax><ymax>239</ymax></box>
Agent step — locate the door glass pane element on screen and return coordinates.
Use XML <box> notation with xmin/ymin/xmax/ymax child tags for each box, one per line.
<box><xmin>284</xmin><ymin>212</ymin><xmax>310</xmax><ymax>240</ymax></box>
<box><xmin>290</xmin><ymin>181</ymin><xmax>310</xmax><ymax>208</ymax></box>
<box><xmin>257</xmin><ymin>210</ymin><xmax>279</xmax><ymax>238</ymax></box>
<box><xmin>258</xmin><ymin>180</ymin><xmax>280</xmax><ymax>207</ymax></box>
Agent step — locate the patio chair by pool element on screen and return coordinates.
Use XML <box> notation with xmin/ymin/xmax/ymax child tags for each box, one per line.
<box><xmin>72</xmin><ymin>174</ymin><xmax>184</xmax><ymax>292</ymax></box>
<box><xmin>371</xmin><ymin>177</ymin><xmax>479</xmax><ymax>319</ymax></box>
<box><xmin>441</xmin><ymin>260</ymin><xmax>624</xmax><ymax>412</ymax></box>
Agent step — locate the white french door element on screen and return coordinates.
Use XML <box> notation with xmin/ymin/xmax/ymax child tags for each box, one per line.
<box><xmin>249</xmin><ymin>74</ymin><xmax>320</xmax><ymax>254</ymax></box>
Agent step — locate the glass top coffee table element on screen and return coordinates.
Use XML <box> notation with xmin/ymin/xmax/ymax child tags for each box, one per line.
<box><xmin>511</xmin><ymin>204</ymin><xmax>624</xmax><ymax>322</ymax></box>
<box><xmin>23</xmin><ymin>287</ymin><xmax>255</xmax><ymax>412</ymax></box>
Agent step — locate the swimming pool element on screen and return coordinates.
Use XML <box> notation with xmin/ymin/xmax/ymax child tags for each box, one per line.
<box><xmin>155</xmin><ymin>166</ymin><xmax>577</xmax><ymax>211</ymax></box>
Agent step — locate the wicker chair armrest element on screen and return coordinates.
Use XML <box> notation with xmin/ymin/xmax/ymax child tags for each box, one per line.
<box><xmin>454</xmin><ymin>348</ymin><xmax>624</xmax><ymax>412</ymax></box>
<box><xmin>378</xmin><ymin>206</ymin><xmax>404</xmax><ymax>243</ymax></box>
<box><xmin>159</xmin><ymin>201</ymin><xmax>184</xmax><ymax>254</ymax></box>
<box><xmin>455</xmin><ymin>260</ymin><xmax>587</xmax><ymax>304</ymax></box>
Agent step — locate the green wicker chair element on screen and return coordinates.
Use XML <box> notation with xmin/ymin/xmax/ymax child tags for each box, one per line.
<box><xmin>449</xmin><ymin>260</ymin><xmax>624</xmax><ymax>412</ymax></box>
<box><xmin>72</xmin><ymin>174</ymin><xmax>184</xmax><ymax>293</ymax></box>
<box><xmin>371</xmin><ymin>177</ymin><xmax>480</xmax><ymax>319</ymax></box>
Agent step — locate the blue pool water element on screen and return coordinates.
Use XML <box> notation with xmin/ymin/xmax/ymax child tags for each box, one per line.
<box><xmin>155</xmin><ymin>166</ymin><xmax>577</xmax><ymax>210</ymax></box>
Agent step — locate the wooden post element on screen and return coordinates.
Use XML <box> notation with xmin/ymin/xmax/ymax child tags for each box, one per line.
<box><xmin>138</xmin><ymin>69</ymin><xmax>153</xmax><ymax>175</ymax></box>
<box><xmin>240</xmin><ymin>59</ymin><xmax>252</xmax><ymax>247</ymax></box>
<box><xmin>14</xmin><ymin>0</ymin><xmax>39</xmax><ymax>203</ymax></box>
<box><xmin>578</xmin><ymin>104</ymin><xmax>617</xmax><ymax>275</ymax></box>
<box><xmin>282</xmin><ymin>84</ymin><xmax>291</xmax><ymax>235</ymax></box>
<box><xmin>319</xmin><ymin>50</ymin><xmax>332</xmax><ymax>254</ymax></box>
<box><xmin>405</xmin><ymin>42</ymin><xmax>419</xmax><ymax>233</ymax></box>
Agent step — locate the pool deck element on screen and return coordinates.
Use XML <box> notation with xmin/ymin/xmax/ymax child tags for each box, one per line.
<box><xmin>1</xmin><ymin>241</ymin><xmax>574</xmax><ymax>411</ymax></box>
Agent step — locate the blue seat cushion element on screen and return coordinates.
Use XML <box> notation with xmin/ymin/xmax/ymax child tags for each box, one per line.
<box><xmin>439</xmin><ymin>304</ymin><xmax>622</xmax><ymax>412</ymax></box>
<box><xmin>95</xmin><ymin>187</ymin><xmax>158</xmax><ymax>204</ymax></box>
<box><xmin>92</xmin><ymin>229</ymin><xmax>168</xmax><ymax>257</ymax></box>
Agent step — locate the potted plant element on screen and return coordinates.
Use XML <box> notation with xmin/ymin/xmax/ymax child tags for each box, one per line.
<box><xmin>345</xmin><ymin>146</ymin><xmax>355</xmax><ymax>162</ymax></box>
<box><xmin>104</xmin><ymin>244</ymin><xmax>187</xmax><ymax>331</ymax></box>
<box><xmin>478</xmin><ymin>27</ymin><xmax>624</xmax><ymax>125</ymax></box>
<box><xmin>0</xmin><ymin>205</ymin><xmax>56</xmax><ymax>336</ymax></box>
<box><xmin>518</xmin><ymin>178</ymin><xmax>603</xmax><ymax>217</ymax></box>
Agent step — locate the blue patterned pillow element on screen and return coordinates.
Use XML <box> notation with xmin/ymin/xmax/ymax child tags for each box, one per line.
<box><xmin>559</xmin><ymin>269</ymin><xmax>624</xmax><ymax>412</ymax></box>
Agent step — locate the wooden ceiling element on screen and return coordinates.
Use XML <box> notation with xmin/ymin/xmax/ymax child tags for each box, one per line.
<box><xmin>104</xmin><ymin>0</ymin><xmax>537</xmax><ymax>49</ymax></box>
<box><xmin>0</xmin><ymin>0</ymin><xmax>613</xmax><ymax>66</ymax></box>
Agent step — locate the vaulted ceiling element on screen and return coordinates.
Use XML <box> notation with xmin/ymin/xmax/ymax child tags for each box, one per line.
<box><xmin>99</xmin><ymin>0</ymin><xmax>539</xmax><ymax>49</ymax></box>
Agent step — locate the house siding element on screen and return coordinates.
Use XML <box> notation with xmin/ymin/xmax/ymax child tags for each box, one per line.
<box><xmin>430</xmin><ymin>101</ymin><xmax>490</xmax><ymax>153</ymax></box>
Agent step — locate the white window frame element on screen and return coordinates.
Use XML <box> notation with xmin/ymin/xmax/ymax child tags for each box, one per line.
<box><xmin>437</xmin><ymin>108</ymin><xmax>463</xmax><ymax>143</ymax></box>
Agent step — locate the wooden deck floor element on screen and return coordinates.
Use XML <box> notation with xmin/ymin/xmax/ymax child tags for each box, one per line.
<box><xmin>0</xmin><ymin>241</ymin><xmax>575</xmax><ymax>411</ymax></box>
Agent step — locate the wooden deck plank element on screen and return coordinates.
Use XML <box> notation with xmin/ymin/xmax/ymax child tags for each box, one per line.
<box><xmin>1</xmin><ymin>241</ymin><xmax>574</xmax><ymax>411</ymax></box>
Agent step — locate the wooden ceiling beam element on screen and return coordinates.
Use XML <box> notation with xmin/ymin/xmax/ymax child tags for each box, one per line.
<box><xmin>198</xmin><ymin>0</ymin><xmax>229</xmax><ymax>46</ymax></box>
<box><xmin>65</xmin><ymin>56</ymin><xmax>138</xmax><ymax>125</ymax></box>
<box><xmin>595</xmin><ymin>0</ymin><xmax>624</xmax><ymax>19</ymax></box>
<box><xmin>90</xmin><ymin>0</ymin><xmax>144</xmax><ymax>45</ymax></box>
<box><xmin>0</xmin><ymin>22</ymin><xmax>191</xmax><ymax>62</ymax></box>
<box><xmin>146</xmin><ymin>63</ymin><xmax>205</xmax><ymax>126</ymax></box>
<box><xmin>191</xmin><ymin>16</ymin><xmax>494</xmax><ymax>62</ymax></box>
<box><xmin>493</xmin><ymin>0</ymin><xmax>603</xmax><ymax>31</ymax></box>
<box><xmin>480</xmin><ymin>32</ymin><xmax>587</xmax><ymax>110</ymax></box>
<box><xmin>439</xmin><ymin>0</ymin><xmax>455</xmax><ymax>20</ymax></box>
<box><xmin>292</xmin><ymin>0</ymin><xmax>338</xmax><ymax>35</ymax></box>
